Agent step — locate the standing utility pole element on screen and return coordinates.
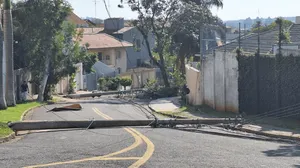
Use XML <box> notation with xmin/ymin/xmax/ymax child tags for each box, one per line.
<box><xmin>200</xmin><ymin>27</ymin><xmax>204</xmax><ymax>59</ymax></box>
<box><xmin>256</xmin><ymin>21</ymin><xmax>261</xmax><ymax>114</ymax></box>
<box><xmin>94</xmin><ymin>0</ymin><xmax>97</xmax><ymax>18</ymax></box>
<box><xmin>94</xmin><ymin>0</ymin><xmax>101</xmax><ymax>18</ymax></box>
<box><xmin>224</xmin><ymin>23</ymin><xmax>227</xmax><ymax>52</ymax></box>
<box><xmin>276</xmin><ymin>19</ymin><xmax>283</xmax><ymax>109</ymax></box>
<box><xmin>238</xmin><ymin>22</ymin><xmax>241</xmax><ymax>50</ymax></box>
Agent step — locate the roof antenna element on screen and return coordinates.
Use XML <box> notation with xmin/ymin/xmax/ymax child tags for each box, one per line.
<box><xmin>94</xmin><ymin>0</ymin><xmax>100</xmax><ymax>19</ymax></box>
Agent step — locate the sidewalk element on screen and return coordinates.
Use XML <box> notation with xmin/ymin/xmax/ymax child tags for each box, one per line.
<box><xmin>149</xmin><ymin>97</ymin><xmax>300</xmax><ymax>141</ymax></box>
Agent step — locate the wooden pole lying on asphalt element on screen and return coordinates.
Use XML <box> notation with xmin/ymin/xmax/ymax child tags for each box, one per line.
<box><xmin>8</xmin><ymin>118</ymin><xmax>241</xmax><ymax>131</ymax></box>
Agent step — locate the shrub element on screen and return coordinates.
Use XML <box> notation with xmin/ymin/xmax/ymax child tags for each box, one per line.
<box><xmin>156</xmin><ymin>87</ymin><xmax>178</xmax><ymax>98</ymax></box>
<box><xmin>144</xmin><ymin>79</ymin><xmax>157</xmax><ymax>91</ymax></box>
<box><xmin>141</xmin><ymin>79</ymin><xmax>179</xmax><ymax>99</ymax></box>
<box><xmin>98</xmin><ymin>77</ymin><xmax>107</xmax><ymax>90</ymax></box>
<box><xmin>68</xmin><ymin>74</ymin><xmax>76</xmax><ymax>94</ymax></box>
<box><xmin>120</xmin><ymin>77</ymin><xmax>132</xmax><ymax>90</ymax></box>
<box><xmin>106</xmin><ymin>77</ymin><xmax>120</xmax><ymax>90</ymax></box>
<box><xmin>98</xmin><ymin>77</ymin><xmax>120</xmax><ymax>91</ymax></box>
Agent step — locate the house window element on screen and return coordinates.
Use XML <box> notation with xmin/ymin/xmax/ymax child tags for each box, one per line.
<box><xmin>136</xmin><ymin>39</ymin><xmax>141</xmax><ymax>51</ymax></box>
<box><xmin>137</xmin><ymin>59</ymin><xmax>141</xmax><ymax>67</ymax></box>
<box><xmin>117</xmin><ymin>51</ymin><xmax>121</xmax><ymax>59</ymax></box>
<box><xmin>98</xmin><ymin>52</ymin><xmax>103</xmax><ymax>60</ymax></box>
<box><xmin>105</xmin><ymin>55</ymin><xmax>110</xmax><ymax>60</ymax></box>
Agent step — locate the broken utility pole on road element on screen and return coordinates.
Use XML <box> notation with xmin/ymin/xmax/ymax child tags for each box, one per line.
<box><xmin>8</xmin><ymin>118</ymin><xmax>242</xmax><ymax>134</ymax></box>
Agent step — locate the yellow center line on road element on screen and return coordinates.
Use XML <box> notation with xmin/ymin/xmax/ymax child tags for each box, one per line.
<box><xmin>128</xmin><ymin>128</ymin><xmax>155</xmax><ymax>168</ymax></box>
<box><xmin>92</xmin><ymin>107</ymin><xmax>113</xmax><ymax>120</ymax></box>
<box><xmin>24</xmin><ymin>107</ymin><xmax>154</xmax><ymax>168</ymax></box>
<box><xmin>93</xmin><ymin>107</ymin><xmax>155</xmax><ymax>168</ymax></box>
<box><xmin>96</xmin><ymin>157</ymin><xmax>141</xmax><ymax>161</ymax></box>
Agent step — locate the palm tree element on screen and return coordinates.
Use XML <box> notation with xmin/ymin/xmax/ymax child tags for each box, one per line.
<box><xmin>4</xmin><ymin>0</ymin><xmax>15</xmax><ymax>106</ymax></box>
<box><xmin>0</xmin><ymin>5</ymin><xmax>7</xmax><ymax>109</ymax></box>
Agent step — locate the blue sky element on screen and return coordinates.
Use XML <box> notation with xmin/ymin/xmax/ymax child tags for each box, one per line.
<box><xmin>68</xmin><ymin>0</ymin><xmax>300</xmax><ymax>21</ymax></box>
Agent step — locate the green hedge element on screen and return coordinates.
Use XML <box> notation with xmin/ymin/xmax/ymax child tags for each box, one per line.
<box><xmin>98</xmin><ymin>77</ymin><xmax>120</xmax><ymax>91</ymax></box>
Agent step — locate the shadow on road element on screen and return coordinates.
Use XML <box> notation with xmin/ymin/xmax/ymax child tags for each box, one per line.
<box><xmin>263</xmin><ymin>145</ymin><xmax>300</xmax><ymax>157</ymax></box>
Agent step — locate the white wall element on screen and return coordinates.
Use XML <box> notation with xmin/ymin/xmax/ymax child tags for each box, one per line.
<box><xmin>185</xmin><ymin>51</ymin><xmax>239</xmax><ymax>113</ymax></box>
<box><xmin>116</xmin><ymin>49</ymin><xmax>127</xmax><ymax>73</ymax></box>
<box><xmin>55</xmin><ymin>63</ymin><xmax>84</xmax><ymax>94</ymax></box>
<box><xmin>75</xmin><ymin>63</ymin><xmax>83</xmax><ymax>90</ymax></box>
<box><xmin>186</xmin><ymin>65</ymin><xmax>202</xmax><ymax>105</ymax></box>
<box><xmin>225</xmin><ymin>52</ymin><xmax>239</xmax><ymax>112</ymax></box>
<box><xmin>214</xmin><ymin>52</ymin><xmax>226</xmax><ymax>111</ymax></box>
<box><xmin>203</xmin><ymin>56</ymin><xmax>215</xmax><ymax>108</ymax></box>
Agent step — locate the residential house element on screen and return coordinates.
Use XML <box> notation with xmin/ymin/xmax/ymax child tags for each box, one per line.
<box><xmin>79</xmin><ymin>33</ymin><xmax>133</xmax><ymax>75</ymax></box>
<box><xmin>74</xmin><ymin>17</ymin><xmax>157</xmax><ymax>90</ymax></box>
<box><xmin>100</xmin><ymin>18</ymin><xmax>155</xmax><ymax>69</ymax></box>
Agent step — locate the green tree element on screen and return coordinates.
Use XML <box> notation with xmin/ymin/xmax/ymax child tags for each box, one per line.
<box><xmin>126</xmin><ymin>0</ymin><xmax>224</xmax><ymax>86</ymax></box>
<box><xmin>4</xmin><ymin>0</ymin><xmax>15</xmax><ymax>106</ymax></box>
<box><xmin>43</xmin><ymin>21</ymin><xmax>81</xmax><ymax>100</ymax></box>
<box><xmin>13</xmin><ymin>0</ymin><xmax>72</xmax><ymax>101</ymax></box>
<box><xmin>170</xmin><ymin>1</ymin><xmax>224</xmax><ymax>74</ymax></box>
<box><xmin>251</xmin><ymin>19</ymin><xmax>293</xmax><ymax>33</ymax></box>
<box><xmin>82</xmin><ymin>52</ymin><xmax>98</xmax><ymax>74</ymax></box>
<box><xmin>127</xmin><ymin>0</ymin><xmax>183</xmax><ymax>88</ymax></box>
<box><xmin>120</xmin><ymin>77</ymin><xmax>132</xmax><ymax>90</ymax></box>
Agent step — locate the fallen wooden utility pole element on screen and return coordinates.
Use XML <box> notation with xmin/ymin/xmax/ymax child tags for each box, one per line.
<box><xmin>8</xmin><ymin>118</ymin><xmax>241</xmax><ymax>132</ymax></box>
<box><xmin>66</xmin><ymin>89</ymin><xmax>145</xmax><ymax>99</ymax></box>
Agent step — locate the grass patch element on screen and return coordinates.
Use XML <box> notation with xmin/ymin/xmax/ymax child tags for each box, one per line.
<box><xmin>47</xmin><ymin>96</ymin><xmax>61</xmax><ymax>104</ymax></box>
<box><xmin>0</xmin><ymin>102</ymin><xmax>41</xmax><ymax>137</ymax></box>
<box><xmin>154</xmin><ymin>111</ymin><xmax>190</xmax><ymax>118</ymax></box>
<box><xmin>183</xmin><ymin>105</ymin><xmax>237</xmax><ymax>118</ymax></box>
<box><xmin>155</xmin><ymin>104</ymin><xmax>238</xmax><ymax>119</ymax></box>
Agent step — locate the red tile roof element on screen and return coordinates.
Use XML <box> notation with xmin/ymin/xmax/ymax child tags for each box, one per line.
<box><xmin>77</xmin><ymin>28</ymin><xmax>105</xmax><ymax>34</ymax></box>
<box><xmin>79</xmin><ymin>33</ymin><xmax>133</xmax><ymax>49</ymax></box>
<box><xmin>67</xmin><ymin>12</ymin><xmax>88</xmax><ymax>25</ymax></box>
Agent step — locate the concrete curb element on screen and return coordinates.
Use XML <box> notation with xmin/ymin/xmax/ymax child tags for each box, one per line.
<box><xmin>0</xmin><ymin>133</ymin><xmax>15</xmax><ymax>144</ymax></box>
<box><xmin>148</xmin><ymin>101</ymin><xmax>300</xmax><ymax>142</ymax></box>
<box><xmin>148</xmin><ymin>104</ymin><xmax>188</xmax><ymax>119</ymax></box>
<box><xmin>234</xmin><ymin>126</ymin><xmax>300</xmax><ymax>142</ymax></box>
<box><xmin>0</xmin><ymin>104</ymin><xmax>43</xmax><ymax>144</ymax></box>
<box><xmin>174</xmin><ymin>127</ymin><xmax>296</xmax><ymax>144</ymax></box>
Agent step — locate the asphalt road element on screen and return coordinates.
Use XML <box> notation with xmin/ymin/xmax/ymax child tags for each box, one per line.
<box><xmin>1</xmin><ymin>98</ymin><xmax>300</xmax><ymax>168</ymax></box>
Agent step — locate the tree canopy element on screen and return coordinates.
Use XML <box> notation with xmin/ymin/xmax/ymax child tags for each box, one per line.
<box><xmin>126</xmin><ymin>0</ymin><xmax>224</xmax><ymax>87</ymax></box>
<box><xmin>13</xmin><ymin>0</ymin><xmax>96</xmax><ymax>100</ymax></box>
<box><xmin>251</xmin><ymin>18</ymin><xmax>293</xmax><ymax>33</ymax></box>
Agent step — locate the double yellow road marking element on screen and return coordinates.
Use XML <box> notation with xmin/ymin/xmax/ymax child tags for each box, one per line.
<box><xmin>24</xmin><ymin>107</ymin><xmax>154</xmax><ymax>168</ymax></box>
<box><xmin>92</xmin><ymin>107</ymin><xmax>155</xmax><ymax>168</ymax></box>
